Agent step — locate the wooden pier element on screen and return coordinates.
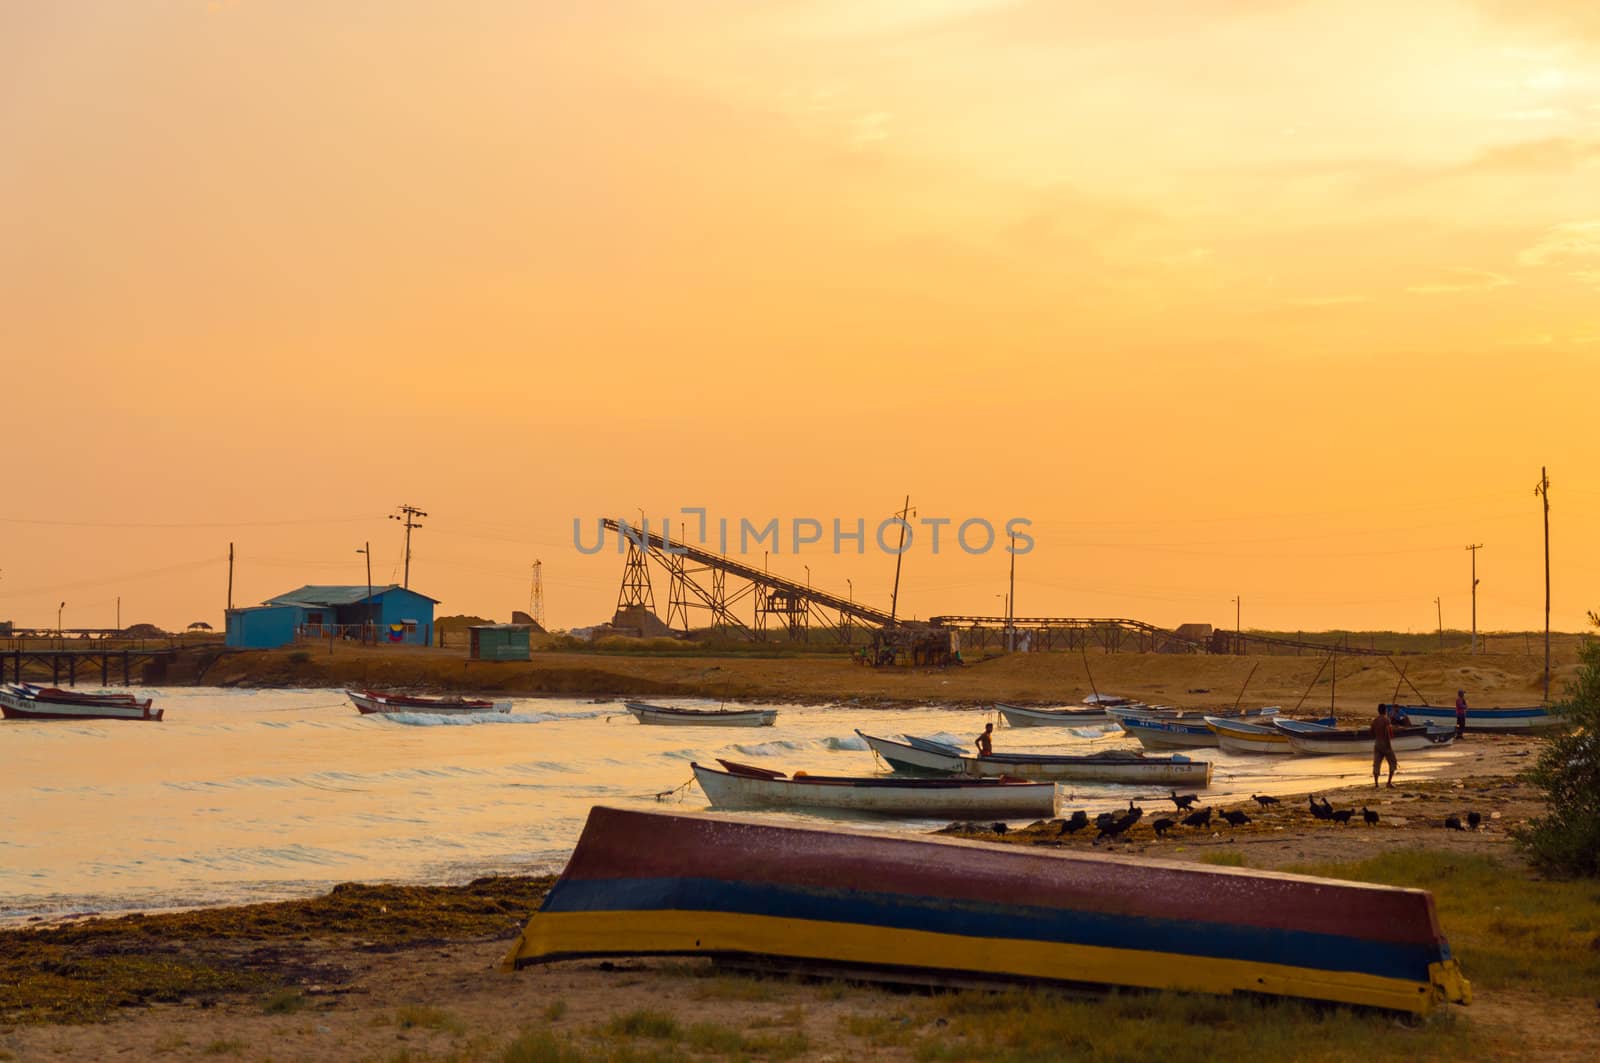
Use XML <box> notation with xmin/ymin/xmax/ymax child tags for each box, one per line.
<box><xmin>3</xmin><ymin>649</ymin><xmax>178</xmax><ymax>687</ymax></box>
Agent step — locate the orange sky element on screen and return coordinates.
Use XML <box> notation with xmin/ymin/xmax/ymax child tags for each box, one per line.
<box><xmin>3</xmin><ymin>1</ymin><xmax>1598</xmax><ymax>635</ymax></box>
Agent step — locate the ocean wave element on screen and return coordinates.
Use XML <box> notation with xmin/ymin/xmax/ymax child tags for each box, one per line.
<box><xmin>374</xmin><ymin>711</ymin><xmax>559</xmax><ymax>726</ymax></box>
<box><xmin>823</xmin><ymin>734</ymin><xmax>869</xmax><ymax>751</ymax></box>
<box><xmin>728</xmin><ymin>740</ymin><xmax>810</xmax><ymax>757</ymax></box>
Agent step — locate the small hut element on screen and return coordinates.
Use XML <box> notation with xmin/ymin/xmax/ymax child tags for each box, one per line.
<box><xmin>469</xmin><ymin>624</ymin><xmax>532</xmax><ymax>661</ymax></box>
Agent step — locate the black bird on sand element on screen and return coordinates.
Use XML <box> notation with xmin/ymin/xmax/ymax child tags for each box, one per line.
<box><xmin>1059</xmin><ymin>810</ymin><xmax>1090</xmax><ymax>835</ymax></box>
<box><xmin>1220</xmin><ymin>809</ymin><xmax>1251</xmax><ymax>827</ymax></box>
<box><xmin>991</xmin><ymin>822</ymin><xmax>1008</xmax><ymax>835</ymax></box>
<box><xmin>1362</xmin><ymin>807</ymin><xmax>1379</xmax><ymax>826</ymax></box>
<box><xmin>1467</xmin><ymin>811</ymin><xmax>1482</xmax><ymax>830</ymax></box>
<box><xmin>1331</xmin><ymin>808</ymin><xmax>1354</xmax><ymax>825</ymax></box>
<box><xmin>1308</xmin><ymin>795</ymin><xmax>1333</xmax><ymax>821</ymax></box>
<box><xmin>1317</xmin><ymin>796</ymin><xmax>1335</xmax><ymax>819</ymax></box>
<box><xmin>1095</xmin><ymin>811</ymin><xmax>1117</xmax><ymax>831</ymax></box>
<box><xmin>1251</xmin><ymin>794</ymin><xmax>1281</xmax><ymax>808</ymax></box>
<box><xmin>1152</xmin><ymin>817</ymin><xmax>1175</xmax><ymax>838</ymax></box>
<box><xmin>1097</xmin><ymin>806</ymin><xmax>1143</xmax><ymax>842</ymax></box>
<box><xmin>1444</xmin><ymin>815</ymin><xmax>1465</xmax><ymax>831</ymax></box>
<box><xmin>1182</xmin><ymin>807</ymin><xmax>1213</xmax><ymax>829</ymax></box>
<box><xmin>1169</xmin><ymin>791</ymin><xmax>1200</xmax><ymax>810</ymax></box>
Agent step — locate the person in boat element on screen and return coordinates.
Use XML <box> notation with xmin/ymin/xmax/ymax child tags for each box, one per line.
<box><xmin>1454</xmin><ymin>690</ymin><xmax>1468</xmax><ymax>738</ymax></box>
<box><xmin>1371</xmin><ymin>706</ymin><xmax>1397</xmax><ymax>790</ymax></box>
<box><xmin>975</xmin><ymin>722</ymin><xmax>994</xmax><ymax>757</ymax></box>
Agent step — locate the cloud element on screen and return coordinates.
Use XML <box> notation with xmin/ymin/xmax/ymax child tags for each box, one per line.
<box><xmin>1473</xmin><ymin>1</ymin><xmax>1600</xmax><ymax>42</ymax></box>
<box><xmin>850</xmin><ymin>110</ymin><xmax>893</xmax><ymax>144</ymax></box>
<box><xmin>1406</xmin><ymin>268</ymin><xmax>1513</xmax><ymax>294</ymax></box>
<box><xmin>1457</xmin><ymin>137</ymin><xmax>1600</xmax><ymax>175</ymax></box>
<box><xmin>1286</xmin><ymin>295</ymin><xmax>1371</xmax><ymax>307</ymax></box>
<box><xmin>1518</xmin><ymin>220</ymin><xmax>1600</xmax><ymax>266</ymax></box>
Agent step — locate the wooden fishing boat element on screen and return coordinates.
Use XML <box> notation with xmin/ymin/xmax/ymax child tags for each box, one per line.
<box><xmin>1204</xmin><ymin>715</ymin><xmax>1295</xmax><ymax>755</ymax></box>
<box><xmin>503</xmin><ymin>806</ymin><xmax>1471</xmax><ymax>1015</ymax></box>
<box><xmin>1273</xmin><ymin>718</ymin><xmax>1457</xmax><ymax>756</ymax></box>
<box><xmin>995</xmin><ymin>702</ymin><xmax>1111</xmax><ymax>727</ymax></box>
<box><xmin>622</xmin><ymin>701</ymin><xmax>777</xmax><ymax>727</ymax></box>
<box><xmin>346</xmin><ymin>689</ymin><xmax>511</xmax><ymax>715</ymax></box>
<box><xmin>1116</xmin><ymin>715</ymin><xmax>1221</xmax><ymax>750</ymax></box>
<box><xmin>691</xmin><ymin>761</ymin><xmax>1056</xmax><ymax>818</ymax></box>
<box><xmin>1</xmin><ymin>683</ymin><xmax>163</xmax><ymax>722</ymax></box>
<box><xmin>1107</xmin><ymin>704</ymin><xmax>1278</xmax><ymax>724</ymax></box>
<box><xmin>1378</xmin><ymin>702</ymin><xmax>1563</xmax><ymax>734</ymax></box>
<box><xmin>859</xmin><ymin>731</ymin><xmax>1213</xmax><ymax>787</ymax></box>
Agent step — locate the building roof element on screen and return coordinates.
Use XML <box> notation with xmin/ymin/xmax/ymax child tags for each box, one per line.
<box><xmin>264</xmin><ymin>585</ymin><xmax>441</xmax><ymax>607</ymax></box>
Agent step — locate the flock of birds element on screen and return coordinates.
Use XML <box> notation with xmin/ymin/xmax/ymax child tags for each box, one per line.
<box><xmin>1026</xmin><ymin>789</ymin><xmax>1489</xmax><ymax>844</ymax></box>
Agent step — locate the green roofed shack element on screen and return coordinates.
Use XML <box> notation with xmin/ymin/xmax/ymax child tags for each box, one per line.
<box><xmin>470</xmin><ymin>624</ymin><xmax>532</xmax><ymax>661</ymax></box>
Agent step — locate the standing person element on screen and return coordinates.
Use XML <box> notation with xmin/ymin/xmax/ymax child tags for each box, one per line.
<box><xmin>1371</xmin><ymin>706</ymin><xmax>1397</xmax><ymax>789</ymax></box>
<box><xmin>975</xmin><ymin>722</ymin><xmax>994</xmax><ymax>757</ymax></box>
<box><xmin>1454</xmin><ymin>690</ymin><xmax>1468</xmax><ymax>738</ymax></box>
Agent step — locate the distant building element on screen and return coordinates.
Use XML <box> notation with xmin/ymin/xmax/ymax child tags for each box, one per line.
<box><xmin>469</xmin><ymin>624</ymin><xmax>532</xmax><ymax>661</ymax></box>
<box><xmin>225</xmin><ymin>585</ymin><xmax>438</xmax><ymax>649</ymax></box>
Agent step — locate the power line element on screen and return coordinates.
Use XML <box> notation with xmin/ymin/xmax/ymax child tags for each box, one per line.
<box><xmin>390</xmin><ymin>504</ymin><xmax>428</xmax><ymax>590</ymax></box>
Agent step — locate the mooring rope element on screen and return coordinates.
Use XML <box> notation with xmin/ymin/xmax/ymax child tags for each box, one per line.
<box><xmin>653</xmin><ymin>776</ymin><xmax>695</xmax><ymax>802</ymax></box>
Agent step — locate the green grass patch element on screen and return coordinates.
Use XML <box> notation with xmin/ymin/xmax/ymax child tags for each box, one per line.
<box><xmin>1199</xmin><ymin>851</ymin><xmax>1247</xmax><ymax>867</ymax></box>
<box><xmin>202</xmin><ymin>1039</ymin><xmax>246</xmax><ymax>1056</ymax></box>
<box><xmin>915</xmin><ymin>988</ymin><xmax>1473</xmax><ymax>1063</ymax></box>
<box><xmin>543</xmin><ymin>998</ymin><xmax>568</xmax><ymax>1022</ymax></box>
<box><xmin>1287</xmin><ymin>849</ymin><xmax>1600</xmax><ymax>998</ymax></box>
<box><xmin>603</xmin><ymin>1008</ymin><xmax>680</xmax><ymax>1039</ymax></box>
<box><xmin>396</xmin><ymin>1004</ymin><xmax>467</xmax><ymax>1035</ymax></box>
<box><xmin>261</xmin><ymin>987</ymin><xmax>306</xmax><ymax>1014</ymax></box>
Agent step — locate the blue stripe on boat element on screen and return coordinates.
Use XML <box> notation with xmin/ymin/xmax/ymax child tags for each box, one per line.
<box><xmin>538</xmin><ymin>876</ymin><xmax>1444</xmax><ymax>983</ymax></box>
<box><xmin>1390</xmin><ymin>705</ymin><xmax>1551</xmax><ymax>719</ymax></box>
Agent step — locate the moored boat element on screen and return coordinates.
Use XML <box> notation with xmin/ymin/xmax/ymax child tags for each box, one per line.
<box><xmin>347</xmin><ymin>689</ymin><xmax>511</xmax><ymax>715</ymax></box>
<box><xmin>622</xmin><ymin>701</ymin><xmax>777</xmax><ymax>727</ymax></box>
<box><xmin>691</xmin><ymin>761</ymin><xmax>1056</xmax><ymax>818</ymax></box>
<box><xmin>1204</xmin><ymin>715</ymin><xmax>1294</xmax><ymax>755</ymax></box>
<box><xmin>1</xmin><ymin>683</ymin><xmax>163</xmax><ymax>722</ymax></box>
<box><xmin>858</xmin><ymin>731</ymin><xmax>1212</xmax><ymax>787</ymax></box>
<box><xmin>995</xmin><ymin>702</ymin><xmax>1111</xmax><ymax>727</ymax></box>
<box><xmin>503</xmin><ymin>805</ymin><xmax>1471</xmax><ymax>1015</ymax></box>
<box><xmin>1378</xmin><ymin>702</ymin><xmax>1562</xmax><ymax>734</ymax></box>
<box><xmin>1273</xmin><ymin>718</ymin><xmax>1457</xmax><ymax>756</ymax></box>
<box><xmin>1116</xmin><ymin>715</ymin><xmax>1220</xmax><ymax>750</ymax></box>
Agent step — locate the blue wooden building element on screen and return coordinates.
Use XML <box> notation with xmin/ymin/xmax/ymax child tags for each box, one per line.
<box><xmin>226</xmin><ymin>585</ymin><xmax>438</xmax><ymax>649</ymax></box>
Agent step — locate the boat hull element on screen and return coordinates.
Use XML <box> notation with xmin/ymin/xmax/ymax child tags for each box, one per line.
<box><xmin>692</xmin><ymin>763</ymin><xmax>1055</xmax><ymax>818</ymax></box>
<box><xmin>347</xmin><ymin>691</ymin><xmax>511</xmax><ymax>715</ymax></box>
<box><xmin>0</xmin><ymin>689</ymin><xmax>162</xmax><ymax>721</ymax></box>
<box><xmin>859</xmin><ymin>732</ymin><xmax>1212</xmax><ymax>787</ymax></box>
<box><xmin>1205</xmin><ymin>717</ymin><xmax>1294</xmax><ymax>755</ymax></box>
<box><xmin>1117</xmin><ymin>717</ymin><xmax>1220</xmax><ymax>750</ymax></box>
<box><xmin>995</xmin><ymin>703</ymin><xmax>1108</xmax><ymax>726</ymax></box>
<box><xmin>1281</xmin><ymin>728</ymin><xmax>1458</xmax><ymax>756</ymax></box>
<box><xmin>1379</xmin><ymin>703</ymin><xmax>1562</xmax><ymax>733</ymax></box>
<box><xmin>624</xmin><ymin>701</ymin><xmax>777</xmax><ymax>727</ymax></box>
<box><xmin>504</xmin><ymin>806</ymin><xmax>1470</xmax><ymax>1015</ymax></box>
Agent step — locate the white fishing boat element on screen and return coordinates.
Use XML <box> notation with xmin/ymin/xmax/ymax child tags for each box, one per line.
<box><xmin>347</xmin><ymin>689</ymin><xmax>511</xmax><ymax>715</ymax></box>
<box><xmin>1379</xmin><ymin>702</ymin><xmax>1563</xmax><ymax>734</ymax></box>
<box><xmin>1273</xmin><ymin>718</ymin><xmax>1458</xmax><ymax>755</ymax></box>
<box><xmin>858</xmin><ymin>731</ymin><xmax>1213</xmax><ymax>787</ymax></box>
<box><xmin>1204</xmin><ymin>716</ymin><xmax>1295</xmax><ymax>755</ymax></box>
<box><xmin>691</xmin><ymin>761</ymin><xmax>1056</xmax><ymax>818</ymax></box>
<box><xmin>995</xmin><ymin>702</ymin><xmax>1111</xmax><ymax>727</ymax></box>
<box><xmin>623</xmin><ymin>700</ymin><xmax>777</xmax><ymax>727</ymax></box>
<box><xmin>1</xmin><ymin>683</ymin><xmax>163</xmax><ymax>722</ymax></box>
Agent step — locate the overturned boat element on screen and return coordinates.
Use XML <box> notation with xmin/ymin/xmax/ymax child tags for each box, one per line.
<box><xmin>859</xmin><ymin>731</ymin><xmax>1213</xmax><ymax>787</ymax></box>
<box><xmin>504</xmin><ymin>806</ymin><xmax>1471</xmax><ymax>1015</ymax></box>
<box><xmin>692</xmin><ymin>761</ymin><xmax>1056</xmax><ymax>818</ymax></box>
<box><xmin>994</xmin><ymin>702</ymin><xmax>1114</xmax><ymax>727</ymax></box>
<box><xmin>347</xmin><ymin>689</ymin><xmax>511</xmax><ymax>715</ymax></box>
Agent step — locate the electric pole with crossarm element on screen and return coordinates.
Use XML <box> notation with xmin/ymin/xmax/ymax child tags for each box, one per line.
<box><xmin>390</xmin><ymin>504</ymin><xmax>428</xmax><ymax>590</ymax></box>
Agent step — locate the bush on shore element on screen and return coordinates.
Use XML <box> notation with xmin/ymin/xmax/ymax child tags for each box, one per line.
<box><xmin>1516</xmin><ymin>614</ymin><xmax>1600</xmax><ymax>876</ymax></box>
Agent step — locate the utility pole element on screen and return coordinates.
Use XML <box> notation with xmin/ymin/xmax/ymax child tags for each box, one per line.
<box><xmin>1007</xmin><ymin>531</ymin><xmax>1017</xmax><ymax>653</ymax></box>
<box><xmin>888</xmin><ymin>495</ymin><xmax>913</xmax><ymax>626</ymax></box>
<box><xmin>390</xmin><ymin>505</ymin><xmax>428</xmax><ymax>590</ymax></box>
<box><xmin>227</xmin><ymin>542</ymin><xmax>234</xmax><ymax>612</ymax></box>
<box><xmin>116</xmin><ymin>596</ymin><xmax>121</xmax><ymax>634</ymax></box>
<box><xmin>356</xmin><ymin>543</ymin><xmax>373</xmax><ymax>643</ymax></box>
<box><xmin>1534</xmin><ymin>468</ymin><xmax>1550</xmax><ymax>701</ymax></box>
<box><xmin>1232</xmin><ymin>596</ymin><xmax>1242</xmax><ymax>654</ymax></box>
<box><xmin>1434</xmin><ymin>597</ymin><xmax>1443</xmax><ymax>650</ymax></box>
<box><xmin>530</xmin><ymin>560</ymin><xmax>545</xmax><ymax>629</ymax></box>
<box><xmin>1466</xmin><ymin>543</ymin><xmax>1482</xmax><ymax>654</ymax></box>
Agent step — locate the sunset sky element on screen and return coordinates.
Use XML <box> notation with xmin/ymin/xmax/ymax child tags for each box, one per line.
<box><xmin>3</xmin><ymin>0</ymin><xmax>1598</xmax><ymax>635</ymax></box>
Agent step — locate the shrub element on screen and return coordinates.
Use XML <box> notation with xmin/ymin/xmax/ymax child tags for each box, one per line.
<box><xmin>1517</xmin><ymin>626</ymin><xmax>1600</xmax><ymax>876</ymax></box>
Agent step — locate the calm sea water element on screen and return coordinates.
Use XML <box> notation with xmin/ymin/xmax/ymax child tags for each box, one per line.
<box><xmin>0</xmin><ymin>688</ymin><xmax>1460</xmax><ymax>921</ymax></box>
